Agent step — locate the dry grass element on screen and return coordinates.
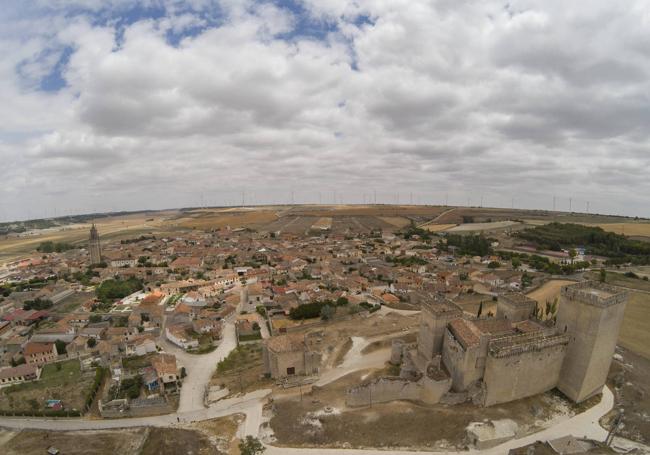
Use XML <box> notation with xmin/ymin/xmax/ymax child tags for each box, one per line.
<box><xmin>3</xmin><ymin>429</ymin><xmax>147</xmax><ymax>455</ymax></box>
<box><xmin>619</xmin><ymin>292</ymin><xmax>650</xmax><ymax>359</ymax></box>
<box><xmin>176</xmin><ymin>210</ymin><xmax>278</xmax><ymax>230</ymax></box>
<box><xmin>377</xmin><ymin>216</ymin><xmax>411</xmax><ymax>228</ymax></box>
<box><xmin>526</xmin><ymin>280</ymin><xmax>576</xmax><ymax>305</ymax></box>
<box><xmin>419</xmin><ymin>223</ymin><xmax>456</xmax><ymax>232</ymax></box>
<box><xmin>590</xmin><ymin>223</ymin><xmax>650</xmax><ymax>237</ymax></box>
<box><xmin>311</xmin><ymin>217</ymin><xmax>332</xmax><ymax>230</ymax></box>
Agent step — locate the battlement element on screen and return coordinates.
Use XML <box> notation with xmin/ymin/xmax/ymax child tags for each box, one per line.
<box><xmin>561</xmin><ymin>281</ymin><xmax>627</xmax><ymax>308</ymax></box>
<box><xmin>422</xmin><ymin>297</ymin><xmax>463</xmax><ymax>317</ymax></box>
<box><xmin>488</xmin><ymin>331</ymin><xmax>569</xmax><ymax>358</ymax></box>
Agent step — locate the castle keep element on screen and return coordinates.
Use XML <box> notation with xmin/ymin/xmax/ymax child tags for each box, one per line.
<box><xmin>346</xmin><ymin>281</ymin><xmax>627</xmax><ymax>407</ymax></box>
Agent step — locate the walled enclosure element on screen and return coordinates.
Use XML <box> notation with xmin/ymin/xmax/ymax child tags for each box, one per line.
<box><xmin>483</xmin><ymin>332</ymin><xmax>569</xmax><ymax>406</ymax></box>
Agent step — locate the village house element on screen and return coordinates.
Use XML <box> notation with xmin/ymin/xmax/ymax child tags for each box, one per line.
<box><xmin>0</xmin><ymin>363</ymin><xmax>42</xmax><ymax>386</ymax></box>
<box><xmin>262</xmin><ymin>333</ymin><xmax>321</xmax><ymax>379</ymax></box>
<box><xmin>165</xmin><ymin>324</ymin><xmax>198</xmax><ymax>350</ymax></box>
<box><xmin>23</xmin><ymin>342</ymin><xmax>58</xmax><ymax>365</ymax></box>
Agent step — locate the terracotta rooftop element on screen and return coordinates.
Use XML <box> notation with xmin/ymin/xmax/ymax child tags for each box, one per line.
<box><xmin>266</xmin><ymin>333</ymin><xmax>306</xmax><ymax>353</ymax></box>
<box><xmin>24</xmin><ymin>342</ymin><xmax>55</xmax><ymax>356</ymax></box>
<box><xmin>514</xmin><ymin>319</ymin><xmax>545</xmax><ymax>334</ymax></box>
<box><xmin>474</xmin><ymin>318</ymin><xmax>514</xmax><ymax>336</ymax></box>
<box><xmin>448</xmin><ymin>319</ymin><xmax>481</xmax><ymax>349</ymax></box>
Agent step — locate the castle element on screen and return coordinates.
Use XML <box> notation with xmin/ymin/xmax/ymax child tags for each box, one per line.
<box><xmin>346</xmin><ymin>281</ymin><xmax>627</xmax><ymax>407</ymax></box>
<box><xmin>88</xmin><ymin>223</ymin><xmax>102</xmax><ymax>265</ymax></box>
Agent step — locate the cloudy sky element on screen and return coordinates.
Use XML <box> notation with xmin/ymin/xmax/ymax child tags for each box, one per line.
<box><xmin>1</xmin><ymin>0</ymin><xmax>650</xmax><ymax>222</ymax></box>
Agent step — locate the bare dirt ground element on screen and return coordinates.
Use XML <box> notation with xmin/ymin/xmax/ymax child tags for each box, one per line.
<box><xmin>603</xmin><ymin>347</ymin><xmax>650</xmax><ymax>444</ymax></box>
<box><xmin>526</xmin><ymin>279</ymin><xmax>575</xmax><ymax>306</ymax></box>
<box><xmin>0</xmin><ymin>415</ymin><xmax>242</xmax><ymax>455</ymax></box>
<box><xmin>269</xmin><ymin>368</ymin><xmax>599</xmax><ymax>451</ymax></box>
<box><xmin>420</xmin><ymin>223</ymin><xmax>456</xmax><ymax>232</ymax></box>
<box><xmin>1</xmin><ymin>428</ymin><xmax>148</xmax><ymax>455</ymax></box>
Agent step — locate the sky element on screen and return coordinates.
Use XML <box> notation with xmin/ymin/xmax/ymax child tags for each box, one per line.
<box><xmin>1</xmin><ymin>0</ymin><xmax>650</xmax><ymax>222</ymax></box>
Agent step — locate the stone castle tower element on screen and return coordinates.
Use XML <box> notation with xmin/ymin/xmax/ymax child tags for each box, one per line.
<box><xmin>88</xmin><ymin>223</ymin><xmax>102</xmax><ymax>265</ymax></box>
<box><xmin>556</xmin><ymin>281</ymin><xmax>628</xmax><ymax>403</ymax></box>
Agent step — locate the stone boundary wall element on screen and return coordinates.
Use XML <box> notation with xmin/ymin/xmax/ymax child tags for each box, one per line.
<box><xmin>346</xmin><ymin>375</ymin><xmax>451</xmax><ymax>407</ymax></box>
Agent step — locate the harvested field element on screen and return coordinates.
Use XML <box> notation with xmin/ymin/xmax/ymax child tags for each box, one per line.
<box><xmin>587</xmin><ymin>223</ymin><xmax>650</xmax><ymax>237</ymax></box>
<box><xmin>175</xmin><ymin>209</ymin><xmax>278</xmax><ymax>230</ymax></box>
<box><xmin>290</xmin><ymin>205</ymin><xmax>447</xmax><ymax>218</ymax></box>
<box><xmin>447</xmin><ymin>220</ymin><xmax>521</xmax><ymax>232</ymax></box>
<box><xmin>311</xmin><ymin>217</ymin><xmax>332</xmax><ymax>230</ymax></box>
<box><xmin>419</xmin><ymin>223</ymin><xmax>456</xmax><ymax>232</ymax></box>
<box><xmin>619</xmin><ymin>292</ymin><xmax>650</xmax><ymax>359</ymax></box>
<box><xmin>378</xmin><ymin>216</ymin><xmax>411</xmax><ymax>228</ymax></box>
<box><xmin>2</xmin><ymin>428</ymin><xmax>147</xmax><ymax>455</ymax></box>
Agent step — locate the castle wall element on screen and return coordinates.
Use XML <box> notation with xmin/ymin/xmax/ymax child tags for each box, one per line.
<box><xmin>417</xmin><ymin>307</ymin><xmax>460</xmax><ymax>360</ymax></box>
<box><xmin>556</xmin><ymin>290</ymin><xmax>627</xmax><ymax>402</ymax></box>
<box><xmin>441</xmin><ymin>329</ymin><xmax>486</xmax><ymax>392</ymax></box>
<box><xmin>483</xmin><ymin>341</ymin><xmax>567</xmax><ymax>406</ymax></box>
<box><xmin>345</xmin><ymin>376</ymin><xmax>451</xmax><ymax>407</ymax></box>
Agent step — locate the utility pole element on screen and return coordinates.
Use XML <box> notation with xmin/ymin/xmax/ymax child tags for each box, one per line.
<box><xmin>480</xmin><ymin>195</ymin><xmax>484</xmax><ymax>208</ymax></box>
<box><xmin>511</xmin><ymin>197</ymin><xmax>514</xmax><ymax>209</ymax></box>
<box><xmin>445</xmin><ymin>193</ymin><xmax>448</xmax><ymax>206</ymax></box>
<box><xmin>553</xmin><ymin>195</ymin><xmax>556</xmax><ymax>211</ymax></box>
<box><xmin>373</xmin><ymin>189</ymin><xmax>377</xmax><ymax>205</ymax></box>
<box><xmin>410</xmin><ymin>192</ymin><xmax>413</xmax><ymax>205</ymax></box>
<box><xmin>586</xmin><ymin>201</ymin><xmax>590</xmax><ymax>213</ymax></box>
<box><xmin>569</xmin><ymin>197</ymin><xmax>572</xmax><ymax>212</ymax></box>
<box><xmin>241</xmin><ymin>191</ymin><xmax>245</xmax><ymax>207</ymax></box>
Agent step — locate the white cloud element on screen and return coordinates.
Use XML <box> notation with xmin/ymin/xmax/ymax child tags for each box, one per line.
<box><xmin>1</xmin><ymin>0</ymin><xmax>650</xmax><ymax>221</ymax></box>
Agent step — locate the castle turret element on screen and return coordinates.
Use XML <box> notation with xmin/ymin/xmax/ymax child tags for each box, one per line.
<box><xmin>88</xmin><ymin>223</ymin><xmax>102</xmax><ymax>265</ymax></box>
<box><xmin>556</xmin><ymin>281</ymin><xmax>627</xmax><ymax>403</ymax></box>
<box><xmin>417</xmin><ymin>297</ymin><xmax>463</xmax><ymax>360</ymax></box>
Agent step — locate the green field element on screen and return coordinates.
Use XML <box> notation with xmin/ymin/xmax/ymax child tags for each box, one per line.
<box><xmin>0</xmin><ymin>360</ymin><xmax>95</xmax><ymax>411</ymax></box>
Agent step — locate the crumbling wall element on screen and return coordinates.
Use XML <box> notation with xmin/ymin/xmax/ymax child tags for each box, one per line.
<box><xmin>346</xmin><ymin>375</ymin><xmax>451</xmax><ymax>407</ymax></box>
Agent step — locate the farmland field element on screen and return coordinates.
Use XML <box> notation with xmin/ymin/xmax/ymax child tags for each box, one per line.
<box><xmin>526</xmin><ymin>279</ymin><xmax>576</xmax><ymax>305</ymax></box>
<box><xmin>420</xmin><ymin>223</ymin><xmax>456</xmax><ymax>232</ymax></box>
<box><xmin>590</xmin><ymin>223</ymin><xmax>650</xmax><ymax>237</ymax></box>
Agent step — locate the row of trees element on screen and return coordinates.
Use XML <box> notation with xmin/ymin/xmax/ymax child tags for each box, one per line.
<box><xmin>95</xmin><ymin>277</ymin><xmax>144</xmax><ymax>303</ymax></box>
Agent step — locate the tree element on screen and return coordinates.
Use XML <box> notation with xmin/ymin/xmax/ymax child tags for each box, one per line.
<box><xmin>487</xmin><ymin>261</ymin><xmax>500</xmax><ymax>269</ymax></box>
<box><xmin>55</xmin><ymin>339</ymin><xmax>67</xmax><ymax>355</ymax></box>
<box><xmin>511</xmin><ymin>258</ymin><xmax>521</xmax><ymax>270</ymax></box>
<box><xmin>239</xmin><ymin>436</ymin><xmax>265</xmax><ymax>455</ymax></box>
<box><xmin>320</xmin><ymin>304</ymin><xmax>335</xmax><ymax>321</ymax></box>
<box><xmin>87</xmin><ymin>338</ymin><xmax>97</xmax><ymax>348</ymax></box>
<box><xmin>477</xmin><ymin>302</ymin><xmax>483</xmax><ymax>318</ymax></box>
<box><xmin>599</xmin><ymin>268</ymin><xmax>607</xmax><ymax>283</ymax></box>
<box><xmin>336</xmin><ymin>296</ymin><xmax>349</xmax><ymax>306</ymax></box>
<box><xmin>89</xmin><ymin>314</ymin><xmax>102</xmax><ymax>324</ymax></box>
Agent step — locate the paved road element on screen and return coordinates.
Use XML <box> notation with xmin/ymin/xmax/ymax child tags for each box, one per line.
<box><xmin>175</xmin><ymin>321</ymin><xmax>238</xmax><ymax>412</ymax></box>
<box><xmin>0</xmin><ymin>389</ymin><xmax>270</xmax><ymax>432</ymax></box>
